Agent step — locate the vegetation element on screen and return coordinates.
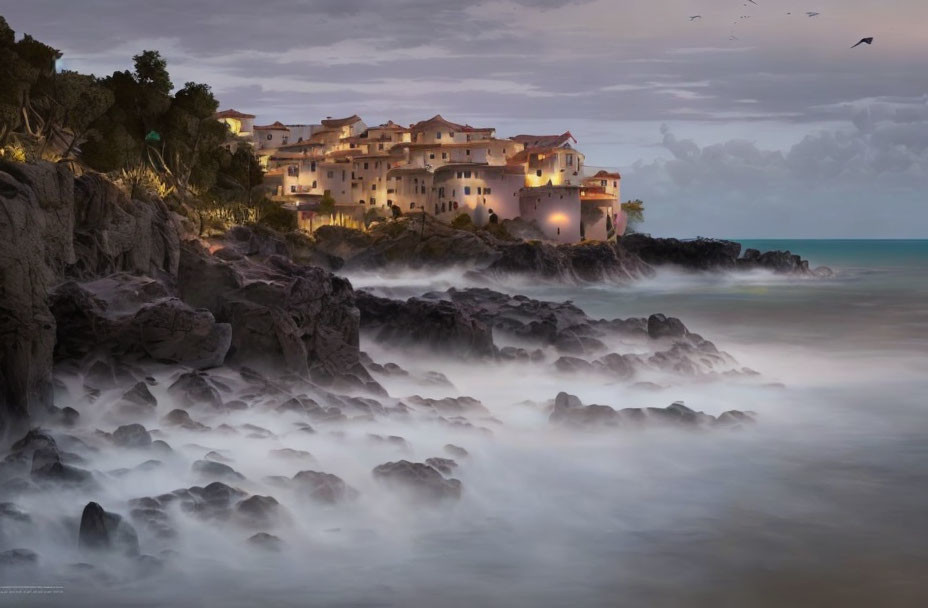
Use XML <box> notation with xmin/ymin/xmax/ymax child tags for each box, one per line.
<box><xmin>621</xmin><ymin>199</ymin><xmax>645</xmax><ymax>234</ymax></box>
<box><xmin>0</xmin><ymin>16</ymin><xmax>266</xmax><ymax>231</ymax></box>
<box><xmin>450</xmin><ymin>213</ymin><xmax>475</xmax><ymax>230</ymax></box>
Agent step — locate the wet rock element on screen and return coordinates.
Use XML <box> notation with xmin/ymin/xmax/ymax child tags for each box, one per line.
<box><xmin>269</xmin><ymin>448</ymin><xmax>314</xmax><ymax>461</ymax></box>
<box><xmin>356</xmin><ymin>291</ymin><xmax>496</xmax><ymax>359</ymax></box>
<box><xmin>554</xmin><ymin>356</ymin><xmax>595</xmax><ymax>374</ymax></box>
<box><xmin>121</xmin><ymin>381</ymin><xmax>157</xmax><ymax>409</ymax></box>
<box><xmin>205</xmin><ymin>451</ymin><xmax>232</xmax><ymax>463</ymax></box>
<box><xmin>372</xmin><ymin>460</ymin><xmax>462</xmax><ymax>502</ymax></box>
<box><xmin>111</xmin><ymin>424</ymin><xmax>152</xmax><ymax>448</ymax></box>
<box><xmin>0</xmin><ymin>502</ymin><xmax>31</xmax><ymax>523</ymax></box>
<box><xmin>30</xmin><ymin>448</ymin><xmax>93</xmax><ymax>486</ymax></box>
<box><xmin>235</xmin><ymin>495</ymin><xmax>281</xmax><ymax>526</ymax></box>
<box><xmin>444</xmin><ymin>444</ymin><xmax>469</xmax><ymax>458</ymax></box>
<box><xmin>291</xmin><ymin>470</ymin><xmax>354</xmax><ymax>504</ymax></box>
<box><xmin>78</xmin><ymin>502</ymin><xmax>139</xmax><ymax>556</ymax></box>
<box><xmin>247</xmin><ymin>532</ymin><xmax>283</xmax><ymax>551</ymax></box>
<box><xmin>129</xmin><ymin>298</ymin><xmax>231</xmax><ymax>369</ymax></box>
<box><xmin>192</xmin><ymin>460</ymin><xmax>245</xmax><ymax>482</ymax></box>
<box><xmin>647</xmin><ymin>314</ymin><xmax>688</xmax><ymax>340</ymax></box>
<box><xmin>161</xmin><ymin>409</ymin><xmax>209</xmax><ymax>431</ymax></box>
<box><xmin>0</xmin><ymin>548</ymin><xmax>38</xmax><ymax>566</ymax></box>
<box><xmin>367</xmin><ymin>434</ymin><xmax>409</xmax><ymax>449</ymax></box>
<box><xmin>168</xmin><ymin>371</ymin><xmax>223</xmax><ymax>409</ymax></box>
<box><xmin>425</xmin><ymin>457</ymin><xmax>458</xmax><ymax>476</ymax></box>
<box><xmin>406</xmin><ymin>395</ymin><xmax>487</xmax><ymax>414</ymax></box>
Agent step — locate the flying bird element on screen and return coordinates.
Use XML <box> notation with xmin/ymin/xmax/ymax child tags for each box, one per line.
<box><xmin>806</xmin><ymin>12</ymin><xmax>820</xmax><ymax>17</ymax></box>
<box><xmin>851</xmin><ymin>37</ymin><xmax>874</xmax><ymax>48</ymax></box>
<box><xmin>689</xmin><ymin>15</ymin><xmax>702</xmax><ymax>21</ymax></box>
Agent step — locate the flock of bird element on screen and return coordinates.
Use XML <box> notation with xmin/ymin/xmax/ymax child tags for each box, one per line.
<box><xmin>688</xmin><ymin>4</ymin><xmax>873</xmax><ymax>48</ymax></box>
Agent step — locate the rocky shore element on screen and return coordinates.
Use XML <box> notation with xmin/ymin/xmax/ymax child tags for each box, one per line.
<box><xmin>0</xmin><ymin>161</ymin><xmax>778</xmax><ymax>586</ymax></box>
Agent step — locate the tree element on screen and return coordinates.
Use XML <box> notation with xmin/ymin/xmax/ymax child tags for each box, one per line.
<box><xmin>621</xmin><ymin>199</ymin><xmax>645</xmax><ymax>234</ymax></box>
<box><xmin>54</xmin><ymin>72</ymin><xmax>114</xmax><ymax>157</ymax></box>
<box><xmin>133</xmin><ymin>50</ymin><xmax>172</xmax><ymax>95</ymax></box>
<box><xmin>225</xmin><ymin>146</ymin><xmax>264</xmax><ymax>206</ymax></box>
<box><xmin>318</xmin><ymin>192</ymin><xmax>336</xmax><ymax>216</ymax></box>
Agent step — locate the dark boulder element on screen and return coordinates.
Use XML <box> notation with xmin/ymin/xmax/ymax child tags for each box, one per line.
<box><xmin>291</xmin><ymin>470</ymin><xmax>354</xmax><ymax>504</ymax></box>
<box><xmin>111</xmin><ymin>424</ymin><xmax>152</xmax><ymax>448</ymax></box>
<box><xmin>647</xmin><ymin>314</ymin><xmax>688</xmax><ymax>340</ymax></box>
<box><xmin>192</xmin><ymin>460</ymin><xmax>245</xmax><ymax>482</ymax></box>
<box><xmin>78</xmin><ymin>502</ymin><xmax>139</xmax><ymax>556</ymax></box>
<box><xmin>372</xmin><ymin>460</ymin><xmax>462</xmax><ymax>502</ymax></box>
<box><xmin>167</xmin><ymin>371</ymin><xmax>224</xmax><ymax>409</ymax></box>
<box><xmin>425</xmin><ymin>457</ymin><xmax>458</xmax><ymax>476</ymax></box>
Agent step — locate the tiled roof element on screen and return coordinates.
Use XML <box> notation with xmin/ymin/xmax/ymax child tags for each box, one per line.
<box><xmin>409</xmin><ymin>114</ymin><xmax>465</xmax><ymax>132</ymax></box>
<box><xmin>505</xmin><ymin>147</ymin><xmax>571</xmax><ymax>165</ymax></box>
<box><xmin>254</xmin><ymin>121</ymin><xmax>290</xmax><ymax>131</ymax></box>
<box><xmin>216</xmin><ymin>109</ymin><xmax>255</xmax><ymax>119</ymax></box>
<box><xmin>591</xmin><ymin>170</ymin><xmax>621</xmax><ymax>179</ymax></box>
<box><xmin>510</xmin><ymin>131</ymin><xmax>576</xmax><ymax>148</ymax></box>
<box><xmin>321</xmin><ymin>114</ymin><xmax>362</xmax><ymax>128</ymax></box>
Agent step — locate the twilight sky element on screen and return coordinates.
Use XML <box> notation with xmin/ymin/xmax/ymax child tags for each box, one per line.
<box><xmin>4</xmin><ymin>0</ymin><xmax>927</xmax><ymax>237</ymax></box>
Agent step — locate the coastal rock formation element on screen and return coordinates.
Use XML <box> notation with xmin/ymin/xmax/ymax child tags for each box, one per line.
<box><xmin>372</xmin><ymin>460</ymin><xmax>462</xmax><ymax>502</ymax></box>
<box><xmin>550</xmin><ymin>392</ymin><xmax>754</xmax><ymax>429</ymax></box>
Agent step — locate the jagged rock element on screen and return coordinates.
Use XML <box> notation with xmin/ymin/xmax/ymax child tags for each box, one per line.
<box><xmin>129</xmin><ymin>298</ymin><xmax>231</xmax><ymax>369</ymax></box>
<box><xmin>444</xmin><ymin>444</ymin><xmax>468</xmax><ymax>458</ymax></box>
<box><xmin>647</xmin><ymin>314</ymin><xmax>688</xmax><ymax>340</ymax></box>
<box><xmin>372</xmin><ymin>460</ymin><xmax>462</xmax><ymax>502</ymax></box>
<box><xmin>121</xmin><ymin>382</ymin><xmax>157</xmax><ymax>408</ymax></box>
<box><xmin>367</xmin><ymin>434</ymin><xmax>409</xmax><ymax>449</ymax></box>
<box><xmin>356</xmin><ymin>291</ymin><xmax>496</xmax><ymax>359</ymax></box>
<box><xmin>167</xmin><ymin>371</ymin><xmax>224</xmax><ymax>409</ymax></box>
<box><xmin>291</xmin><ymin>470</ymin><xmax>353</xmax><ymax>504</ymax></box>
<box><xmin>425</xmin><ymin>457</ymin><xmax>458</xmax><ymax>475</ymax></box>
<box><xmin>554</xmin><ymin>356</ymin><xmax>595</xmax><ymax>374</ymax></box>
<box><xmin>192</xmin><ymin>460</ymin><xmax>245</xmax><ymax>482</ymax></box>
<box><xmin>78</xmin><ymin>502</ymin><xmax>139</xmax><ymax>556</ymax></box>
<box><xmin>551</xmin><ymin>393</ymin><xmax>755</xmax><ymax>430</ymax></box>
<box><xmin>111</xmin><ymin>424</ymin><xmax>152</xmax><ymax>448</ymax></box>
<box><xmin>30</xmin><ymin>447</ymin><xmax>93</xmax><ymax>486</ymax></box>
<box><xmin>405</xmin><ymin>395</ymin><xmax>486</xmax><ymax>414</ymax></box>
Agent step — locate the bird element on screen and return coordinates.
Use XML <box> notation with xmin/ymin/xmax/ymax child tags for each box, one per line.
<box><xmin>851</xmin><ymin>37</ymin><xmax>874</xmax><ymax>48</ymax></box>
<box><xmin>689</xmin><ymin>15</ymin><xmax>702</xmax><ymax>21</ymax></box>
<box><xmin>806</xmin><ymin>12</ymin><xmax>820</xmax><ymax>17</ymax></box>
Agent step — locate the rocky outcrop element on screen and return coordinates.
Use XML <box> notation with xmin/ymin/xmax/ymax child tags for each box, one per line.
<box><xmin>550</xmin><ymin>392</ymin><xmax>754</xmax><ymax>429</ymax></box>
<box><xmin>355</xmin><ymin>291</ymin><xmax>496</xmax><ymax>359</ymax></box>
<box><xmin>372</xmin><ymin>460</ymin><xmax>462</xmax><ymax>502</ymax></box>
<box><xmin>78</xmin><ymin>501</ymin><xmax>140</xmax><ymax>556</ymax></box>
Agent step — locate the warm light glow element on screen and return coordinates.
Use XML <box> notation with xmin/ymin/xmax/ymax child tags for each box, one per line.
<box><xmin>549</xmin><ymin>212</ymin><xmax>568</xmax><ymax>224</ymax></box>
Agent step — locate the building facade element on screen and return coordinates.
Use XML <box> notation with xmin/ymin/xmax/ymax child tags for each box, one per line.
<box><xmin>216</xmin><ymin>110</ymin><xmax>625</xmax><ymax>242</ymax></box>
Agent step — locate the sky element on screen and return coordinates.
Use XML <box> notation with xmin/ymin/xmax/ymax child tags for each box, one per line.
<box><xmin>3</xmin><ymin>0</ymin><xmax>927</xmax><ymax>237</ymax></box>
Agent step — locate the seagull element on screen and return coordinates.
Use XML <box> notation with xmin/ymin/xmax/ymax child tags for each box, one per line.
<box><xmin>851</xmin><ymin>37</ymin><xmax>874</xmax><ymax>48</ymax></box>
<box><xmin>689</xmin><ymin>15</ymin><xmax>702</xmax><ymax>21</ymax></box>
<box><xmin>806</xmin><ymin>12</ymin><xmax>820</xmax><ymax>17</ymax></box>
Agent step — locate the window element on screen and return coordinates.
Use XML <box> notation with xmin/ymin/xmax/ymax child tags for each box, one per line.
<box><xmin>614</xmin><ymin>181</ymin><xmax>618</xmax><ymax>188</ymax></box>
<box><xmin>484</xmin><ymin>188</ymin><xmax>492</xmax><ymax>195</ymax></box>
<box><xmin>477</xmin><ymin>187</ymin><xmax>482</xmax><ymax>195</ymax></box>
<box><xmin>312</xmin><ymin>180</ymin><xmax>317</xmax><ymax>188</ymax></box>
<box><xmin>410</xmin><ymin>202</ymin><xmax>416</xmax><ymax>209</ymax></box>
<box><xmin>456</xmin><ymin>172</ymin><xmax>463</xmax><ymax>178</ymax></box>
<box><xmin>464</xmin><ymin>186</ymin><xmax>471</xmax><ymax>195</ymax></box>
<box><xmin>441</xmin><ymin>202</ymin><xmax>446</xmax><ymax>212</ymax></box>
<box><xmin>566</xmin><ymin>154</ymin><xmax>573</xmax><ymax>166</ymax></box>
<box><xmin>466</xmin><ymin>149</ymin><xmax>470</xmax><ymax>156</ymax></box>
<box><xmin>375</xmin><ymin>161</ymin><xmax>380</xmax><ymax>168</ymax></box>
<box><xmin>429</xmin><ymin>153</ymin><xmax>435</xmax><ymax>160</ymax></box>
<box><xmin>310</xmin><ymin>161</ymin><xmax>316</xmax><ymax>172</ymax></box>
<box><xmin>327</xmin><ymin>170</ymin><xmax>334</xmax><ymax>178</ymax></box>
<box><xmin>266</xmin><ymin>134</ymin><xmax>272</xmax><ymax>141</ymax></box>
<box><xmin>464</xmin><ymin>171</ymin><xmax>471</xmax><ymax>178</ymax></box>
<box><xmin>436</xmin><ymin>131</ymin><xmax>442</xmax><ymax>139</ymax></box>
<box><xmin>371</xmin><ymin>184</ymin><xmax>376</xmax><ymax>191</ymax></box>
<box><xmin>435</xmin><ymin>204</ymin><xmax>439</xmax><ymax>214</ymax></box>
<box><xmin>363</xmin><ymin>162</ymin><xmax>369</xmax><ymax>170</ymax></box>
<box><xmin>290</xmin><ymin>185</ymin><xmax>296</xmax><ymax>193</ymax></box>
<box><xmin>420</xmin><ymin>186</ymin><xmax>426</xmax><ymax>194</ymax></box>
<box><xmin>282</xmin><ymin>136</ymin><xmax>288</xmax><ymax>144</ymax></box>
<box><xmin>370</xmin><ymin>197</ymin><xmax>376</xmax><ymax>205</ymax></box>
<box><xmin>453</xmin><ymin>201</ymin><xmax>459</xmax><ymax>210</ymax></box>
<box><xmin>536</xmin><ymin>170</ymin><xmax>543</xmax><ymax>177</ymax></box>
<box><xmin>378</xmin><ymin>143</ymin><xmax>384</xmax><ymax>150</ymax></box>
<box><xmin>387</xmin><ymin>199</ymin><xmax>393</xmax><ymax>206</ymax></box>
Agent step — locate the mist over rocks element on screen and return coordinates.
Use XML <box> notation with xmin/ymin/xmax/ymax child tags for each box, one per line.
<box><xmin>550</xmin><ymin>392</ymin><xmax>754</xmax><ymax>429</ymax></box>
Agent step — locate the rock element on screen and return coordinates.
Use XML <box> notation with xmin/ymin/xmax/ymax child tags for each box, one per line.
<box><xmin>444</xmin><ymin>444</ymin><xmax>469</xmax><ymax>458</ymax></box>
<box><xmin>247</xmin><ymin>532</ymin><xmax>283</xmax><ymax>551</ymax></box>
<box><xmin>111</xmin><ymin>424</ymin><xmax>152</xmax><ymax>448</ymax></box>
<box><xmin>30</xmin><ymin>448</ymin><xmax>93</xmax><ymax>486</ymax></box>
<box><xmin>78</xmin><ymin>502</ymin><xmax>109</xmax><ymax>551</ymax></box>
<box><xmin>356</xmin><ymin>291</ymin><xmax>496</xmax><ymax>359</ymax></box>
<box><xmin>372</xmin><ymin>460</ymin><xmax>462</xmax><ymax>502</ymax></box>
<box><xmin>647</xmin><ymin>314</ymin><xmax>688</xmax><ymax>340</ymax></box>
<box><xmin>121</xmin><ymin>382</ymin><xmax>157</xmax><ymax>408</ymax></box>
<box><xmin>425</xmin><ymin>457</ymin><xmax>458</xmax><ymax>475</ymax></box>
<box><xmin>291</xmin><ymin>470</ymin><xmax>353</xmax><ymax>504</ymax></box>
<box><xmin>161</xmin><ymin>409</ymin><xmax>209</xmax><ymax>431</ymax></box>
<box><xmin>192</xmin><ymin>460</ymin><xmax>245</xmax><ymax>482</ymax></box>
<box><xmin>269</xmin><ymin>448</ymin><xmax>314</xmax><ymax>461</ymax></box>
<box><xmin>0</xmin><ymin>548</ymin><xmax>38</xmax><ymax>566</ymax></box>
<box><xmin>129</xmin><ymin>298</ymin><xmax>231</xmax><ymax>369</ymax></box>
<box><xmin>168</xmin><ymin>371</ymin><xmax>224</xmax><ymax>409</ymax></box>
<box><xmin>235</xmin><ymin>495</ymin><xmax>281</xmax><ymax>525</ymax></box>
<box><xmin>554</xmin><ymin>356</ymin><xmax>595</xmax><ymax>374</ymax></box>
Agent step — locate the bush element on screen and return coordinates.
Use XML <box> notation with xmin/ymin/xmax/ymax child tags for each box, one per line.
<box><xmin>450</xmin><ymin>213</ymin><xmax>474</xmax><ymax>230</ymax></box>
<box><xmin>257</xmin><ymin>200</ymin><xmax>297</xmax><ymax>232</ymax></box>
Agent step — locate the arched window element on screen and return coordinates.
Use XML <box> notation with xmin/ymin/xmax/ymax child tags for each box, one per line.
<box><xmin>410</xmin><ymin>202</ymin><xmax>416</xmax><ymax>209</ymax></box>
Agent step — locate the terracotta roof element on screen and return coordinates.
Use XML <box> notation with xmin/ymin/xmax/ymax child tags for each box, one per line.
<box><xmin>581</xmin><ymin>192</ymin><xmax>617</xmax><ymax>201</ymax></box>
<box><xmin>387</xmin><ymin>165</ymin><xmax>432</xmax><ymax>176</ymax></box>
<box><xmin>325</xmin><ymin>149</ymin><xmax>361</xmax><ymax>160</ymax></box>
<box><xmin>277</xmin><ymin>140</ymin><xmax>325</xmax><ymax>150</ymax></box>
<box><xmin>510</xmin><ymin>131</ymin><xmax>576</xmax><ymax>149</ymax></box>
<box><xmin>321</xmin><ymin>114</ymin><xmax>362</xmax><ymax>128</ymax></box>
<box><xmin>254</xmin><ymin>121</ymin><xmax>290</xmax><ymax>131</ymax></box>
<box><xmin>409</xmin><ymin>114</ymin><xmax>465</xmax><ymax>132</ymax></box>
<box><xmin>269</xmin><ymin>152</ymin><xmax>324</xmax><ymax>160</ymax></box>
<box><xmin>374</xmin><ymin>120</ymin><xmax>410</xmax><ymax>132</ymax></box>
<box><xmin>265</xmin><ymin>168</ymin><xmax>286</xmax><ymax>176</ymax></box>
<box><xmin>591</xmin><ymin>170</ymin><xmax>621</xmax><ymax>179</ymax></box>
<box><xmin>216</xmin><ymin>109</ymin><xmax>255</xmax><ymax>119</ymax></box>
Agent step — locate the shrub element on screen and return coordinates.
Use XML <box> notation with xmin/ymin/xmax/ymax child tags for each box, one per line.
<box><xmin>257</xmin><ymin>200</ymin><xmax>297</xmax><ymax>232</ymax></box>
<box><xmin>450</xmin><ymin>213</ymin><xmax>474</xmax><ymax>230</ymax></box>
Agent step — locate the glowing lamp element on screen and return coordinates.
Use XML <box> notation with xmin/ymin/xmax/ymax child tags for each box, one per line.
<box><xmin>549</xmin><ymin>212</ymin><xmax>568</xmax><ymax>224</ymax></box>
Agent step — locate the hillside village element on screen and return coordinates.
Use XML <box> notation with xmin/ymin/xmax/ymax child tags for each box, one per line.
<box><xmin>216</xmin><ymin>110</ymin><xmax>625</xmax><ymax>242</ymax></box>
